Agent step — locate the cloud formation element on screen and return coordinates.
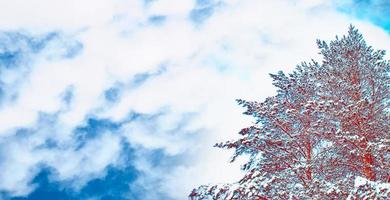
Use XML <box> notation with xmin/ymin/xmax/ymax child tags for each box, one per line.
<box><xmin>0</xmin><ymin>0</ymin><xmax>389</xmax><ymax>199</ymax></box>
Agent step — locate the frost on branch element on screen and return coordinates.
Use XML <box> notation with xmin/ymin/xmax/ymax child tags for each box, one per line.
<box><xmin>189</xmin><ymin>25</ymin><xmax>390</xmax><ymax>200</ymax></box>
<box><xmin>347</xmin><ymin>177</ymin><xmax>390</xmax><ymax>199</ymax></box>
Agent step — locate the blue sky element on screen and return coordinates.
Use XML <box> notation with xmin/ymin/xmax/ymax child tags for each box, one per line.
<box><xmin>337</xmin><ymin>0</ymin><xmax>390</xmax><ymax>31</ymax></box>
<box><xmin>0</xmin><ymin>0</ymin><xmax>389</xmax><ymax>200</ymax></box>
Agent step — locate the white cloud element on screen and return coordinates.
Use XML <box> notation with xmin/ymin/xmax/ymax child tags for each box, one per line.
<box><xmin>0</xmin><ymin>0</ymin><xmax>389</xmax><ymax>199</ymax></box>
<box><xmin>148</xmin><ymin>0</ymin><xmax>195</xmax><ymax>16</ymax></box>
<box><xmin>0</xmin><ymin>0</ymin><xmax>129</xmax><ymax>31</ymax></box>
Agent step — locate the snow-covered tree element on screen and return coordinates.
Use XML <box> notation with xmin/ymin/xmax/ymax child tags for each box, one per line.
<box><xmin>190</xmin><ymin>26</ymin><xmax>389</xmax><ymax>199</ymax></box>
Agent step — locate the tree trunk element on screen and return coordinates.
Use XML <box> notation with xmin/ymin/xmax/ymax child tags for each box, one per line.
<box><xmin>306</xmin><ymin>141</ymin><xmax>312</xmax><ymax>181</ymax></box>
<box><xmin>362</xmin><ymin>150</ymin><xmax>376</xmax><ymax>181</ymax></box>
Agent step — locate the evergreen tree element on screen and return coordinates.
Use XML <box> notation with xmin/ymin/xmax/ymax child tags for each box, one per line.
<box><xmin>190</xmin><ymin>26</ymin><xmax>390</xmax><ymax>200</ymax></box>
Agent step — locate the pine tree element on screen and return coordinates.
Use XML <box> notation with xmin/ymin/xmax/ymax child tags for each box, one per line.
<box><xmin>190</xmin><ymin>26</ymin><xmax>390</xmax><ymax>200</ymax></box>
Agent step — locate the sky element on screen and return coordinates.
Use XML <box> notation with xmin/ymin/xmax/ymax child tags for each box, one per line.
<box><xmin>0</xmin><ymin>0</ymin><xmax>389</xmax><ymax>200</ymax></box>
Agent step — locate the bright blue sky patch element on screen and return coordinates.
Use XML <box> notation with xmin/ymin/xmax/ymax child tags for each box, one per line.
<box><xmin>0</xmin><ymin>32</ymin><xmax>48</xmax><ymax>69</ymax></box>
<box><xmin>7</xmin><ymin>164</ymin><xmax>139</xmax><ymax>200</ymax></box>
<box><xmin>104</xmin><ymin>66</ymin><xmax>166</xmax><ymax>103</ymax></box>
<box><xmin>147</xmin><ymin>148</ymin><xmax>187</xmax><ymax>169</ymax></box>
<box><xmin>148</xmin><ymin>15</ymin><xmax>167</xmax><ymax>25</ymax></box>
<box><xmin>0</xmin><ymin>32</ymin><xmax>54</xmax><ymax>56</ymax></box>
<box><xmin>189</xmin><ymin>0</ymin><xmax>219</xmax><ymax>25</ymax></box>
<box><xmin>74</xmin><ymin>117</ymin><xmax>120</xmax><ymax>149</ymax></box>
<box><xmin>79</xmin><ymin>165</ymin><xmax>139</xmax><ymax>200</ymax></box>
<box><xmin>28</xmin><ymin>32</ymin><xmax>58</xmax><ymax>53</ymax></box>
<box><xmin>337</xmin><ymin>0</ymin><xmax>390</xmax><ymax>31</ymax></box>
<box><xmin>76</xmin><ymin>118</ymin><xmax>120</xmax><ymax>135</ymax></box>
<box><xmin>0</xmin><ymin>31</ymin><xmax>81</xmax><ymax>64</ymax></box>
<box><xmin>105</xmin><ymin>87</ymin><xmax>120</xmax><ymax>102</ymax></box>
<box><xmin>9</xmin><ymin>168</ymin><xmax>75</xmax><ymax>200</ymax></box>
<box><xmin>190</xmin><ymin>7</ymin><xmax>213</xmax><ymax>25</ymax></box>
<box><xmin>62</xmin><ymin>41</ymin><xmax>83</xmax><ymax>59</ymax></box>
<box><xmin>0</xmin><ymin>51</ymin><xmax>20</xmax><ymax>69</ymax></box>
<box><xmin>60</xmin><ymin>86</ymin><xmax>74</xmax><ymax>106</ymax></box>
<box><xmin>143</xmin><ymin>0</ymin><xmax>157</xmax><ymax>7</ymax></box>
<box><xmin>131</xmin><ymin>65</ymin><xmax>167</xmax><ymax>87</ymax></box>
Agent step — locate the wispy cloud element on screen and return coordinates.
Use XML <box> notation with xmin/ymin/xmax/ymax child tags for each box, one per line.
<box><xmin>0</xmin><ymin>0</ymin><xmax>389</xmax><ymax>199</ymax></box>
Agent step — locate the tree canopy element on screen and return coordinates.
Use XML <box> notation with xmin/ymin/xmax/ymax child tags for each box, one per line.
<box><xmin>190</xmin><ymin>26</ymin><xmax>390</xmax><ymax>200</ymax></box>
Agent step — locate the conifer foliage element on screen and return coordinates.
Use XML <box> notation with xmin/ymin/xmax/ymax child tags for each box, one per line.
<box><xmin>190</xmin><ymin>26</ymin><xmax>390</xmax><ymax>199</ymax></box>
